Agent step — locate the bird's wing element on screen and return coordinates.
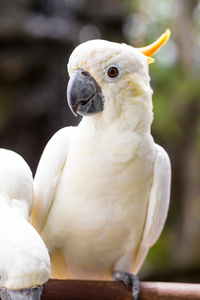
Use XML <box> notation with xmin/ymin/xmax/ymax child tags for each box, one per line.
<box><xmin>0</xmin><ymin>203</ymin><xmax>50</xmax><ymax>289</ymax></box>
<box><xmin>132</xmin><ymin>144</ymin><xmax>171</xmax><ymax>274</ymax></box>
<box><xmin>31</xmin><ymin>126</ymin><xmax>75</xmax><ymax>233</ymax></box>
<box><xmin>0</xmin><ymin>149</ymin><xmax>34</xmax><ymax>221</ymax></box>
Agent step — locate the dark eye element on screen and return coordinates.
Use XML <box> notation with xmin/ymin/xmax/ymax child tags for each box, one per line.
<box><xmin>107</xmin><ymin>66</ymin><xmax>119</xmax><ymax>78</ymax></box>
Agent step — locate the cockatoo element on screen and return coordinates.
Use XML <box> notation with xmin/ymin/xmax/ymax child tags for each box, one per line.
<box><xmin>0</xmin><ymin>149</ymin><xmax>50</xmax><ymax>300</ymax></box>
<box><xmin>31</xmin><ymin>29</ymin><xmax>171</xmax><ymax>299</ymax></box>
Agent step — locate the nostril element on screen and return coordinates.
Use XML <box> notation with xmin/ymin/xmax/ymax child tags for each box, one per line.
<box><xmin>81</xmin><ymin>71</ymin><xmax>87</xmax><ymax>76</ymax></box>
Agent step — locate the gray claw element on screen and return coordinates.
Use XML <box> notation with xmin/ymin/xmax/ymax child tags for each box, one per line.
<box><xmin>0</xmin><ymin>285</ymin><xmax>43</xmax><ymax>300</ymax></box>
<box><xmin>112</xmin><ymin>270</ymin><xmax>140</xmax><ymax>300</ymax></box>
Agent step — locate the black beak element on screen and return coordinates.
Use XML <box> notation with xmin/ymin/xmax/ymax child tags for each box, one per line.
<box><xmin>67</xmin><ymin>69</ymin><xmax>104</xmax><ymax>117</ymax></box>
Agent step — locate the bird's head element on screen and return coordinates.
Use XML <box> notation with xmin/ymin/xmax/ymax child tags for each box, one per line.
<box><xmin>67</xmin><ymin>29</ymin><xmax>170</xmax><ymax>130</ymax></box>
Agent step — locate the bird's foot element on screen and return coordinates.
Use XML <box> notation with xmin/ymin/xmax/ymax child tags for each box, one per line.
<box><xmin>0</xmin><ymin>285</ymin><xmax>43</xmax><ymax>300</ymax></box>
<box><xmin>112</xmin><ymin>270</ymin><xmax>140</xmax><ymax>300</ymax></box>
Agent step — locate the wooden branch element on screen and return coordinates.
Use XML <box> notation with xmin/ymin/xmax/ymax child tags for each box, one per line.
<box><xmin>42</xmin><ymin>279</ymin><xmax>200</xmax><ymax>300</ymax></box>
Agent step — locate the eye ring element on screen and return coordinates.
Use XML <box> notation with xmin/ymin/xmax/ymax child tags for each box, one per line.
<box><xmin>106</xmin><ymin>65</ymin><xmax>120</xmax><ymax>80</ymax></box>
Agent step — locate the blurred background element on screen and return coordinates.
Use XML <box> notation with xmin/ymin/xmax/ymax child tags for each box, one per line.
<box><xmin>0</xmin><ymin>0</ymin><xmax>200</xmax><ymax>283</ymax></box>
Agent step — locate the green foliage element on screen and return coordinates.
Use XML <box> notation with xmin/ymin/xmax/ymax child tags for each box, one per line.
<box><xmin>151</xmin><ymin>64</ymin><xmax>200</xmax><ymax>144</ymax></box>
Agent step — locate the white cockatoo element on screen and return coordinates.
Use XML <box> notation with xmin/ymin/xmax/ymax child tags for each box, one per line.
<box><xmin>31</xmin><ymin>30</ymin><xmax>171</xmax><ymax>299</ymax></box>
<box><xmin>0</xmin><ymin>149</ymin><xmax>50</xmax><ymax>300</ymax></box>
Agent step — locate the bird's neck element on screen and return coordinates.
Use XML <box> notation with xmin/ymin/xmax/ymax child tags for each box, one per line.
<box><xmin>82</xmin><ymin>94</ymin><xmax>153</xmax><ymax>135</ymax></box>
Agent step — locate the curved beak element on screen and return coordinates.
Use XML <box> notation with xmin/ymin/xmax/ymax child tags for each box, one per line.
<box><xmin>67</xmin><ymin>69</ymin><xmax>104</xmax><ymax>117</ymax></box>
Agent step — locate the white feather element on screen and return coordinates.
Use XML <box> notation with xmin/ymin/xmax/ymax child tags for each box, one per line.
<box><xmin>0</xmin><ymin>204</ymin><xmax>50</xmax><ymax>289</ymax></box>
<box><xmin>116</xmin><ymin>144</ymin><xmax>171</xmax><ymax>274</ymax></box>
<box><xmin>31</xmin><ymin>126</ymin><xmax>75</xmax><ymax>234</ymax></box>
<box><xmin>32</xmin><ymin>39</ymin><xmax>171</xmax><ymax>280</ymax></box>
<box><xmin>143</xmin><ymin>144</ymin><xmax>171</xmax><ymax>247</ymax></box>
<box><xmin>0</xmin><ymin>149</ymin><xmax>33</xmax><ymax>220</ymax></box>
<box><xmin>0</xmin><ymin>149</ymin><xmax>50</xmax><ymax>289</ymax></box>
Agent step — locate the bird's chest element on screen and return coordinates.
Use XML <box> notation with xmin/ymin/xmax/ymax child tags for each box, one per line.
<box><xmin>59</xmin><ymin>130</ymin><xmax>150</xmax><ymax>199</ymax></box>
<box><xmin>50</xmin><ymin>130</ymin><xmax>155</xmax><ymax>249</ymax></box>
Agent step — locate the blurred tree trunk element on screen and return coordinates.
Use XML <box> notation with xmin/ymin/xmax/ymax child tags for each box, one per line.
<box><xmin>173</xmin><ymin>0</ymin><xmax>200</xmax><ymax>266</ymax></box>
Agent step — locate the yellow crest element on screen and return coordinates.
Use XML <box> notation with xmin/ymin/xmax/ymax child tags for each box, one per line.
<box><xmin>138</xmin><ymin>29</ymin><xmax>171</xmax><ymax>64</ymax></box>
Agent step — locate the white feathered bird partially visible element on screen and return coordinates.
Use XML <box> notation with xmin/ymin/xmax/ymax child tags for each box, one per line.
<box><xmin>0</xmin><ymin>149</ymin><xmax>50</xmax><ymax>300</ymax></box>
<box><xmin>31</xmin><ymin>30</ymin><xmax>171</xmax><ymax>299</ymax></box>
